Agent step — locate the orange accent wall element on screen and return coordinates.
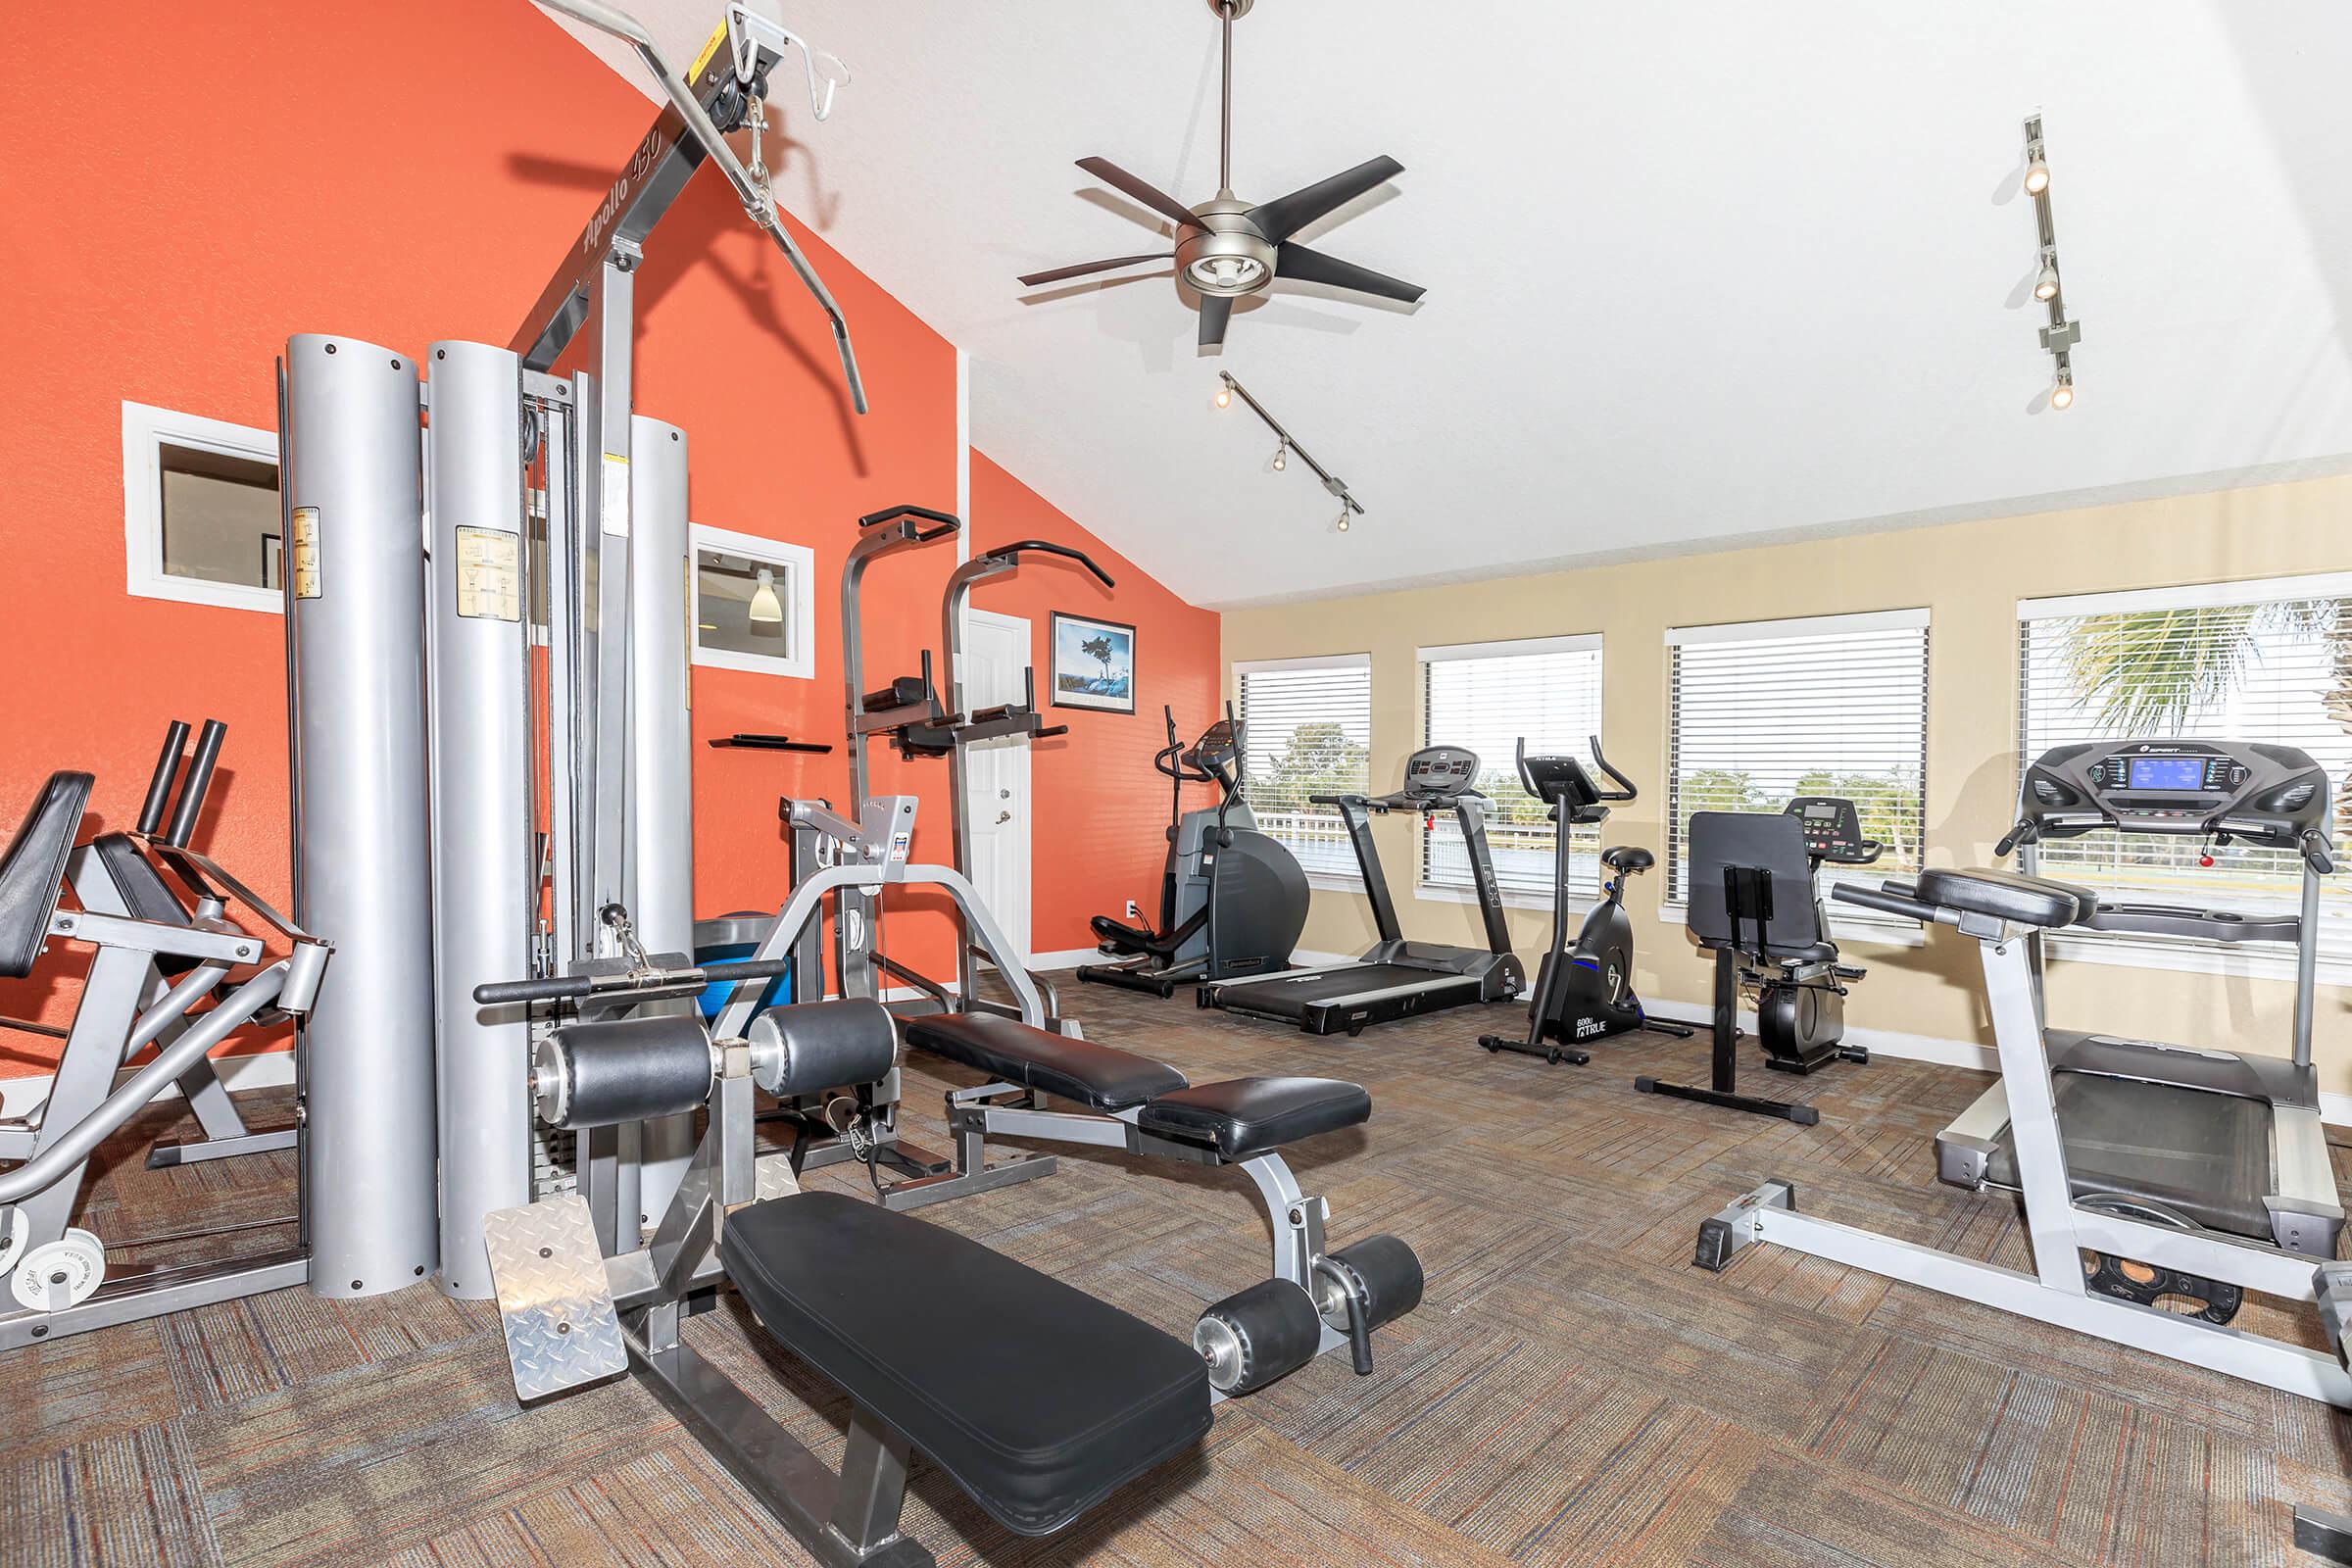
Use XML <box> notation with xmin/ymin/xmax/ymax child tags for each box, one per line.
<box><xmin>0</xmin><ymin>0</ymin><xmax>1216</xmax><ymax>1068</ymax></box>
<box><xmin>965</xmin><ymin>453</ymin><xmax>1225</xmax><ymax>956</ymax></box>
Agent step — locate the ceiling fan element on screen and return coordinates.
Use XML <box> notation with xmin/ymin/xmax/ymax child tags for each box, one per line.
<box><xmin>1017</xmin><ymin>0</ymin><xmax>1424</xmax><ymax>348</ymax></box>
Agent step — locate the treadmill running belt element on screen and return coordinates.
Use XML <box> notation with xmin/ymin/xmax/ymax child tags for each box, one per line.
<box><xmin>1216</xmin><ymin>962</ymin><xmax>1445</xmax><ymax>1010</ymax></box>
<box><xmin>1984</xmin><ymin>1073</ymin><xmax>2275</xmax><ymax>1241</ymax></box>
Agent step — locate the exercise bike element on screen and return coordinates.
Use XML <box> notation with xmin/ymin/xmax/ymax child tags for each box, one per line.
<box><xmin>1479</xmin><ymin>737</ymin><xmax>1694</xmax><ymax>1064</ymax></box>
<box><xmin>1078</xmin><ymin>706</ymin><xmax>1307</xmax><ymax>997</ymax></box>
<box><xmin>1636</xmin><ymin>796</ymin><xmax>1879</xmax><ymax>1124</ymax></box>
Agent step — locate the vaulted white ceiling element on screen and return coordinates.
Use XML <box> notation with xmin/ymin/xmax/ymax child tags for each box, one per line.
<box><xmin>550</xmin><ymin>1</ymin><xmax>2352</xmax><ymax>609</ymax></box>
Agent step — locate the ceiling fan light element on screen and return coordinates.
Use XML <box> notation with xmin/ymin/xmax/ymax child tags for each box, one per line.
<box><xmin>1184</xmin><ymin>253</ymin><xmax>1269</xmax><ymax>294</ymax></box>
<box><xmin>748</xmin><ymin>567</ymin><xmax>784</xmax><ymax>623</ymax></box>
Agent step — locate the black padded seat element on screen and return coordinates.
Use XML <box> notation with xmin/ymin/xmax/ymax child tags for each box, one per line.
<box><xmin>721</xmin><ymin>1192</ymin><xmax>1210</xmax><ymax>1537</ymax></box>
<box><xmin>1600</xmin><ymin>845</ymin><xmax>1654</xmax><ymax>873</ymax></box>
<box><xmin>0</xmin><ymin>772</ymin><xmax>91</xmax><ymax>979</ymax></box>
<box><xmin>1916</xmin><ymin>866</ymin><xmax>2097</xmax><ymax>930</ymax></box>
<box><xmin>901</xmin><ymin>1011</ymin><xmax>1188</xmax><ymax>1110</ymax></box>
<box><xmin>1762</xmin><ymin>939</ymin><xmax>1838</xmax><ymax>966</ymax></box>
<box><xmin>1136</xmin><ymin>1076</ymin><xmax>1371</xmax><ymax>1160</ymax></box>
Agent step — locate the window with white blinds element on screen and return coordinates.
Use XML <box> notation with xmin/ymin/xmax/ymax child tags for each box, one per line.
<box><xmin>1236</xmin><ymin>655</ymin><xmax>1373</xmax><ymax>879</ymax></box>
<box><xmin>2018</xmin><ymin>574</ymin><xmax>2352</xmax><ymax>958</ymax></box>
<box><xmin>1665</xmin><ymin>610</ymin><xmax>1931</xmax><ymax>909</ymax></box>
<box><xmin>1419</xmin><ymin>636</ymin><xmax>1604</xmax><ymax>901</ymax></box>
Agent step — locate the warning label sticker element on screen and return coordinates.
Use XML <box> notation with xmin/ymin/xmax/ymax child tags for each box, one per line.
<box><xmin>455</xmin><ymin>526</ymin><xmax>521</xmax><ymax>622</ymax></box>
<box><xmin>290</xmin><ymin>507</ymin><xmax>321</xmax><ymax>599</ymax></box>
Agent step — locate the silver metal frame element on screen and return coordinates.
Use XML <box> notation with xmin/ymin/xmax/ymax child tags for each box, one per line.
<box><xmin>0</xmin><ymin>824</ymin><xmax>328</xmax><ymax>1349</ymax></box>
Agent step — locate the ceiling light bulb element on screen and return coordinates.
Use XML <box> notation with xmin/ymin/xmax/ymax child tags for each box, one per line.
<box><xmin>1334</xmin><ymin>509</ymin><xmax>1351</xmax><ymax>533</ymax></box>
<box><xmin>1272</xmin><ymin>445</ymin><xmax>1288</xmax><ymax>471</ymax></box>
<box><xmin>2023</xmin><ymin>159</ymin><xmax>2050</xmax><ymax>196</ymax></box>
<box><xmin>1213</xmin><ymin>384</ymin><xmax>1233</xmax><ymax>410</ymax></box>
<box><xmin>2049</xmin><ymin>375</ymin><xmax>2075</xmax><ymax>411</ymax></box>
<box><xmin>748</xmin><ymin>566</ymin><xmax>784</xmax><ymax>623</ymax></box>
<box><xmin>2034</xmin><ymin>262</ymin><xmax>2059</xmax><ymax>301</ymax></box>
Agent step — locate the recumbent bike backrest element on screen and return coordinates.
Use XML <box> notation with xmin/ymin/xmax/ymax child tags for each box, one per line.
<box><xmin>1685</xmin><ymin>810</ymin><xmax>1825</xmax><ymax>961</ymax></box>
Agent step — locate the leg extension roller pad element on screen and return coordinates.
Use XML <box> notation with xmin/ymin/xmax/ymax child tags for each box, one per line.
<box><xmin>1196</xmin><ymin>1278</ymin><xmax>1322</xmax><ymax>1395</ymax></box>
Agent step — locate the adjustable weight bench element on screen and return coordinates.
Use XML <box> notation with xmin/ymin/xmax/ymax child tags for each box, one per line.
<box><xmin>892</xmin><ymin>1010</ymin><xmax>1424</xmax><ymax>1395</ymax></box>
<box><xmin>479</xmin><ymin>989</ymin><xmax>1212</xmax><ymax>1567</ymax></box>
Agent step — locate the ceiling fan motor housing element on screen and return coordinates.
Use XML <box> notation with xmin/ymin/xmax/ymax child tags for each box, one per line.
<box><xmin>1177</xmin><ymin>202</ymin><xmax>1277</xmax><ymax>296</ymax></box>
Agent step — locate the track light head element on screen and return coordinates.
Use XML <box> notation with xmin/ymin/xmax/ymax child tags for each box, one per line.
<box><xmin>1334</xmin><ymin>510</ymin><xmax>1351</xmax><ymax>533</ymax></box>
<box><xmin>1271</xmin><ymin>444</ymin><xmax>1288</xmax><ymax>471</ymax></box>
<box><xmin>2023</xmin><ymin>154</ymin><xmax>2049</xmax><ymax>196</ymax></box>
<box><xmin>2049</xmin><ymin>372</ymin><xmax>2075</xmax><ymax>411</ymax></box>
<box><xmin>2034</xmin><ymin>261</ymin><xmax>2059</xmax><ymax>301</ymax></box>
<box><xmin>1213</xmin><ymin>383</ymin><xmax>1233</xmax><ymax>410</ymax></box>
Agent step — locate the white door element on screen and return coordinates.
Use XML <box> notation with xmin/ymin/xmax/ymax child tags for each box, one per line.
<box><xmin>961</xmin><ymin>610</ymin><xmax>1033</xmax><ymax>968</ymax></box>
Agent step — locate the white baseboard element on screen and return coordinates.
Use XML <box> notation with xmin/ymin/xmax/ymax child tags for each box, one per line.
<box><xmin>0</xmin><ymin>1047</ymin><xmax>298</xmax><ymax>1119</ymax></box>
<box><xmin>1027</xmin><ymin>949</ymin><xmax>1101</xmax><ymax>970</ymax></box>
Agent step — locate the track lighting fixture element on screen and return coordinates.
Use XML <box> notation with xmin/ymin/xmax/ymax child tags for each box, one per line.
<box><xmin>2020</xmin><ymin>115</ymin><xmax>2081</xmax><ymax>412</ymax></box>
<box><xmin>1213</xmin><ymin>372</ymin><xmax>1366</xmax><ymax>532</ymax></box>
<box><xmin>748</xmin><ymin>566</ymin><xmax>783</xmax><ymax>624</ymax></box>
<box><xmin>2034</xmin><ymin>250</ymin><xmax>2059</xmax><ymax>302</ymax></box>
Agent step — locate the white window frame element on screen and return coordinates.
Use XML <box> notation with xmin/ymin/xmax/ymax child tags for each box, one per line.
<box><xmin>1234</xmin><ymin>652</ymin><xmax>1374</xmax><ymax>893</ymax></box>
<box><xmin>690</xmin><ymin>522</ymin><xmax>816</xmax><ymax>680</ymax></box>
<box><xmin>1415</xmin><ymin>633</ymin><xmax>1603</xmax><ymax>911</ymax></box>
<box><xmin>2017</xmin><ymin>571</ymin><xmax>2352</xmax><ymax>984</ymax></box>
<box><xmin>122</xmin><ymin>400</ymin><xmax>282</xmax><ymax>614</ymax></box>
<box><xmin>1660</xmin><ymin>608</ymin><xmax>1932</xmax><ymax>946</ymax></box>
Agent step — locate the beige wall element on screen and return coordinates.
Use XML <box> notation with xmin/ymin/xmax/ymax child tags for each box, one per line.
<box><xmin>1223</xmin><ymin>475</ymin><xmax>2352</xmax><ymax>1093</ymax></box>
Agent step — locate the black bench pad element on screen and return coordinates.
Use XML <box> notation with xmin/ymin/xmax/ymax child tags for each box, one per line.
<box><xmin>902</xmin><ymin>1012</ymin><xmax>1187</xmax><ymax>1110</ymax></box>
<box><xmin>0</xmin><ymin>772</ymin><xmax>90</xmax><ymax>980</ymax></box>
<box><xmin>721</xmin><ymin>1192</ymin><xmax>1209</xmax><ymax>1538</ymax></box>
<box><xmin>1916</xmin><ymin>866</ymin><xmax>2096</xmax><ymax>929</ymax></box>
<box><xmin>1137</xmin><ymin>1076</ymin><xmax>1371</xmax><ymax>1160</ymax></box>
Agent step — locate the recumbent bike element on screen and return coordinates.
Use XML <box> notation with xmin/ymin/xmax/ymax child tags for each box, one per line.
<box><xmin>1636</xmin><ymin>797</ymin><xmax>1880</xmax><ymax>1124</ymax></box>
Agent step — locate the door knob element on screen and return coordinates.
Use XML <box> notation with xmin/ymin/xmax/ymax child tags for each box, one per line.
<box><xmin>996</xmin><ymin>809</ymin><xmax>1013</xmax><ymax>824</ymax></box>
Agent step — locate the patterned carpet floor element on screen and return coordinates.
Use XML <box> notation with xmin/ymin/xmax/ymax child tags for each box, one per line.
<box><xmin>2</xmin><ymin>982</ymin><xmax>2348</xmax><ymax>1567</ymax></box>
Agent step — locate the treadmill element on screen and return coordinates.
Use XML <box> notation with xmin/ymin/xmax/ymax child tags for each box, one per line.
<box><xmin>1198</xmin><ymin>745</ymin><xmax>1525</xmax><ymax>1036</ymax></box>
<box><xmin>1936</xmin><ymin>739</ymin><xmax>2344</xmax><ymax>1259</ymax></box>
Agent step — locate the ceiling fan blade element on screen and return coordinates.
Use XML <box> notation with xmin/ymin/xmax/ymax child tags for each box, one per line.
<box><xmin>1075</xmin><ymin>158</ymin><xmax>1200</xmax><ymax>230</ymax></box>
<box><xmin>1247</xmin><ymin>156</ymin><xmax>1403</xmax><ymax>243</ymax></box>
<box><xmin>1199</xmin><ymin>294</ymin><xmax>1234</xmax><ymax>349</ymax></box>
<box><xmin>1017</xmin><ymin>254</ymin><xmax>1173</xmax><ymax>288</ymax></box>
<box><xmin>1275</xmin><ymin>241</ymin><xmax>1424</xmax><ymax>304</ymax></box>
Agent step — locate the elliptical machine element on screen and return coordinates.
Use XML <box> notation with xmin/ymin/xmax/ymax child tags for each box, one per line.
<box><xmin>1479</xmin><ymin>737</ymin><xmax>1694</xmax><ymax>1065</ymax></box>
<box><xmin>1078</xmin><ymin>705</ymin><xmax>1308</xmax><ymax>998</ymax></box>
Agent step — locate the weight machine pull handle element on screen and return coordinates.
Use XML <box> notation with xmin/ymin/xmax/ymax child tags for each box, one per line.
<box><xmin>137</xmin><ymin>720</ymin><xmax>192</xmax><ymax>836</ymax></box>
<box><xmin>473</xmin><ymin>957</ymin><xmax>792</xmax><ymax>1007</ymax></box>
<box><xmin>164</xmin><ymin>719</ymin><xmax>227</xmax><ymax>848</ymax></box>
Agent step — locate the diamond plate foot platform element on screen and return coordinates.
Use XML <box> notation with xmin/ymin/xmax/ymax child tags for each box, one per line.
<box><xmin>483</xmin><ymin>1194</ymin><xmax>628</xmax><ymax>1400</ymax></box>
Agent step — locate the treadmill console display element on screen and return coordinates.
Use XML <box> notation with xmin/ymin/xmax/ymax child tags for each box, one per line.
<box><xmin>2014</xmin><ymin>739</ymin><xmax>2331</xmax><ymax>850</ymax></box>
<box><xmin>1400</xmin><ymin>746</ymin><xmax>1481</xmax><ymax>801</ymax></box>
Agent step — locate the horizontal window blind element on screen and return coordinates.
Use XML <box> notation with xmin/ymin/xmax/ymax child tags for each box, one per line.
<box><xmin>2018</xmin><ymin>578</ymin><xmax>2352</xmax><ymax>955</ymax></box>
<box><xmin>1237</xmin><ymin>656</ymin><xmax>1372</xmax><ymax>879</ymax></box>
<box><xmin>1665</xmin><ymin>612</ymin><xmax>1930</xmax><ymax>906</ymax></box>
<box><xmin>1419</xmin><ymin>638</ymin><xmax>1604</xmax><ymax>900</ymax></box>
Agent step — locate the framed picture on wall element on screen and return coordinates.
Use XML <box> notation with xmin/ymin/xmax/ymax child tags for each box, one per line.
<box><xmin>1049</xmin><ymin>612</ymin><xmax>1136</xmax><ymax>713</ymax></box>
